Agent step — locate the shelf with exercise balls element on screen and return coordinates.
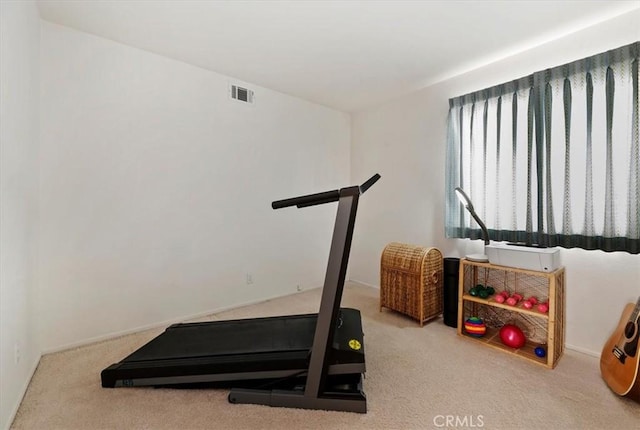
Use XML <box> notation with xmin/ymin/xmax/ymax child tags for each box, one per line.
<box><xmin>456</xmin><ymin>259</ymin><xmax>565</xmax><ymax>369</ymax></box>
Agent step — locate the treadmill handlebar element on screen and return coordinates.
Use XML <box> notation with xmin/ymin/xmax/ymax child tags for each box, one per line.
<box><xmin>272</xmin><ymin>190</ymin><xmax>340</xmax><ymax>209</ymax></box>
<box><xmin>271</xmin><ymin>173</ymin><xmax>381</xmax><ymax>210</ymax></box>
<box><xmin>359</xmin><ymin>173</ymin><xmax>381</xmax><ymax>194</ymax></box>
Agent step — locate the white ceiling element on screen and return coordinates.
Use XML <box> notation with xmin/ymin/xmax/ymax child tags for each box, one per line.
<box><xmin>36</xmin><ymin>1</ymin><xmax>639</xmax><ymax>112</ymax></box>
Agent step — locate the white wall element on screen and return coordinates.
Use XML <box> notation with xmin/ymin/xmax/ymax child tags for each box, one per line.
<box><xmin>38</xmin><ymin>21</ymin><xmax>350</xmax><ymax>352</ymax></box>
<box><xmin>350</xmin><ymin>9</ymin><xmax>640</xmax><ymax>356</ymax></box>
<box><xmin>0</xmin><ymin>1</ymin><xmax>41</xmax><ymax>429</ymax></box>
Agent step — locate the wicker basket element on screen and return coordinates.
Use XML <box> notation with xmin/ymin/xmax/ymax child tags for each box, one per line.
<box><xmin>380</xmin><ymin>243</ymin><xmax>444</xmax><ymax>326</ymax></box>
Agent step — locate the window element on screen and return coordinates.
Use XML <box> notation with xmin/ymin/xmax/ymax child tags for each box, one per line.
<box><xmin>445</xmin><ymin>42</ymin><xmax>639</xmax><ymax>254</ymax></box>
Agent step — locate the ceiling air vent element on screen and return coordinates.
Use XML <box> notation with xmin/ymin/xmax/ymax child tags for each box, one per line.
<box><xmin>230</xmin><ymin>84</ymin><xmax>254</xmax><ymax>104</ymax></box>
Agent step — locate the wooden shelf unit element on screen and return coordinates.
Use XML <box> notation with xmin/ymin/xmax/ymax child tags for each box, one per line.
<box><xmin>457</xmin><ymin>259</ymin><xmax>565</xmax><ymax>368</ymax></box>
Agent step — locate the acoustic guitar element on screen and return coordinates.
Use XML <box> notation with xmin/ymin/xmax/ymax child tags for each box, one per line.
<box><xmin>600</xmin><ymin>297</ymin><xmax>640</xmax><ymax>403</ymax></box>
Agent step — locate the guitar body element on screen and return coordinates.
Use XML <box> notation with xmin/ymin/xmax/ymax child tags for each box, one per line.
<box><xmin>600</xmin><ymin>300</ymin><xmax>640</xmax><ymax>402</ymax></box>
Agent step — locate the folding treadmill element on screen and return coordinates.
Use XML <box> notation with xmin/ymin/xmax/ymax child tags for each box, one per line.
<box><xmin>101</xmin><ymin>174</ymin><xmax>381</xmax><ymax>413</ymax></box>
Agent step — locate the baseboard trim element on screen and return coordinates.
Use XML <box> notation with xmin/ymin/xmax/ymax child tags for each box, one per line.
<box><xmin>348</xmin><ymin>279</ymin><xmax>379</xmax><ymax>289</ymax></box>
<box><xmin>565</xmin><ymin>343</ymin><xmax>599</xmax><ymax>358</ymax></box>
<box><xmin>41</xmin><ymin>287</ymin><xmax>320</xmax><ymax>355</ymax></box>
<box><xmin>5</xmin><ymin>354</ymin><xmax>41</xmax><ymax>430</ymax></box>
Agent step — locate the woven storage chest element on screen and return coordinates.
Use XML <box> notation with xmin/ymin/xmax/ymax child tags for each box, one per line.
<box><xmin>380</xmin><ymin>243</ymin><xmax>444</xmax><ymax>326</ymax></box>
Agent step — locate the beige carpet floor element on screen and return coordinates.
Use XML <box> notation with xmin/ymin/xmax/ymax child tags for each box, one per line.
<box><xmin>11</xmin><ymin>283</ymin><xmax>640</xmax><ymax>429</ymax></box>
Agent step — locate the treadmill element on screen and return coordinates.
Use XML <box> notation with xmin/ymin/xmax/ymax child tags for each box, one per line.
<box><xmin>101</xmin><ymin>174</ymin><xmax>381</xmax><ymax>413</ymax></box>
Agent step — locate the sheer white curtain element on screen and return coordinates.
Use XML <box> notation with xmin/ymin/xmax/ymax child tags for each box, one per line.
<box><xmin>446</xmin><ymin>42</ymin><xmax>639</xmax><ymax>253</ymax></box>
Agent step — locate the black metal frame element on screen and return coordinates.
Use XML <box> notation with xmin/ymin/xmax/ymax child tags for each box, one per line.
<box><xmin>229</xmin><ymin>174</ymin><xmax>380</xmax><ymax>413</ymax></box>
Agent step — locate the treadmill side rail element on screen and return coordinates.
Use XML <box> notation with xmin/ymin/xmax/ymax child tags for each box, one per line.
<box><xmin>228</xmin><ymin>384</ymin><xmax>367</xmax><ymax>414</ymax></box>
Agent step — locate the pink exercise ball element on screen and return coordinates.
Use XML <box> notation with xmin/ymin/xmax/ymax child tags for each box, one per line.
<box><xmin>499</xmin><ymin>324</ymin><xmax>526</xmax><ymax>348</ymax></box>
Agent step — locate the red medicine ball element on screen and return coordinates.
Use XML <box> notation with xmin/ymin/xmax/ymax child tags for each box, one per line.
<box><xmin>499</xmin><ymin>324</ymin><xmax>526</xmax><ymax>348</ymax></box>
